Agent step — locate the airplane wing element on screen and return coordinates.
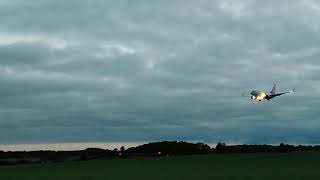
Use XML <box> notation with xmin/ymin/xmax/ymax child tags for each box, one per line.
<box><xmin>268</xmin><ymin>88</ymin><xmax>295</xmax><ymax>99</ymax></box>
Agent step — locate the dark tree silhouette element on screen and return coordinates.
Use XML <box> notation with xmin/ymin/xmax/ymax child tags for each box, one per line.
<box><xmin>2</xmin><ymin>141</ymin><xmax>320</xmax><ymax>166</ymax></box>
<box><xmin>80</xmin><ymin>151</ymin><xmax>88</xmax><ymax>161</ymax></box>
<box><xmin>120</xmin><ymin>146</ymin><xmax>125</xmax><ymax>152</ymax></box>
<box><xmin>215</xmin><ymin>142</ymin><xmax>227</xmax><ymax>153</ymax></box>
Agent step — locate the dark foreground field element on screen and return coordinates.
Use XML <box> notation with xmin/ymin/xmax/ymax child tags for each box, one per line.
<box><xmin>1</xmin><ymin>152</ymin><xmax>320</xmax><ymax>180</ymax></box>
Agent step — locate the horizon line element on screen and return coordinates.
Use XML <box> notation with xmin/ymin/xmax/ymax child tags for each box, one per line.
<box><xmin>1</xmin><ymin>141</ymin><xmax>320</xmax><ymax>152</ymax></box>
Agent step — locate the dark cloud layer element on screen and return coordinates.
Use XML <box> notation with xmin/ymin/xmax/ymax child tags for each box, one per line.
<box><xmin>0</xmin><ymin>0</ymin><xmax>320</xmax><ymax>145</ymax></box>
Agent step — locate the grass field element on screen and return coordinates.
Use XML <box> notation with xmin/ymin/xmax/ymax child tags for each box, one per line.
<box><xmin>1</xmin><ymin>152</ymin><xmax>320</xmax><ymax>180</ymax></box>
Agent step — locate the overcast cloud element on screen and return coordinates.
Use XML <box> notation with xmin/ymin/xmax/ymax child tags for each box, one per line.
<box><xmin>0</xmin><ymin>0</ymin><xmax>320</xmax><ymax>145</ymax></box>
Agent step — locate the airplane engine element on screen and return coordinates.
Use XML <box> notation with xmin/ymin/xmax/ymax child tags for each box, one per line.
<box><xmin>251</xmin><ymin>95</ymin><xmax>256</xmax><ymax>100</ymax></box>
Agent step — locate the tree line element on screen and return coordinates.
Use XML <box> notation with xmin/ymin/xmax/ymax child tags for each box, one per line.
<box><xmin>1</xmin><ymin>141</ymin><xmax>320</xmax><ymax>165</ymax></box>
<box><xmin>214</xmin><ymin>142</ymin><xmax>320</xmax><ymax>153</ymax></box>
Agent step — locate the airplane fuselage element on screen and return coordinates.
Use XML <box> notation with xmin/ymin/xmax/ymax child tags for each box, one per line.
<box><xmin>250</xmin><ymin>91</ymin><xmax>267</xmax><ymax>101</ymax></box>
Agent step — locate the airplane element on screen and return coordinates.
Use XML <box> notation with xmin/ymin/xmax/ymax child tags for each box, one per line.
<box><xmin>243</xmin><ymin>84</ymin><xmax>295</xmax><ymax>101</ymax></box>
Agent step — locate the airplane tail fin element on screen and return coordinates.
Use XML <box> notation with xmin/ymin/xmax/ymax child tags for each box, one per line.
<box><xmin>270</xmin><ymin>84</ymin><xmax>276</xmax><ymax>95</ymax></box>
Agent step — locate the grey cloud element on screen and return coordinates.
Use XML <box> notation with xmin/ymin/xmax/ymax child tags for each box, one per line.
<box><xmin>0</xmin><ymin>0</ymin><xmax>320</xmax><ymax>145</ymax></box>
<box><xmin>0</xmin><ymin>43</ymin><xmax>51</xmax><ymax>66</ymax></box>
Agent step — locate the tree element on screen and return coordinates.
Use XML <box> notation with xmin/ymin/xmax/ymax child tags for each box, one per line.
<box><xmin>215</xmin><ymin>142</ymin><xmax>227</xmax><ymax>153</ymax></box>
<box><xmin>120</xmin><ymin>146</ymin><xmax>125</xmax><ymax>152</ymax></box>
<box><xmin>277</xmin><ymin>143</ymin><xmax>293</xmax><ymax>153</ymax></box>
<box><xmin>80</xmin><ymin>151</ymin><xmax>88</xmax><ymax>161</ymax></box>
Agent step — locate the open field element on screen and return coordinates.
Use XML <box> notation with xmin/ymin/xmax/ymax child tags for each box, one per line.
<box><xmin>1</xmin><ymin>152</ymin><xmax>320</xmax><ymax>180</ymax></box>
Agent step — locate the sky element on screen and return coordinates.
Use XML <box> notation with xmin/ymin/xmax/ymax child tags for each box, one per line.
<box><xmin>0</xmin><ymin>0</ymin><xmax>320</xmax><ymax>147</ymax></box>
